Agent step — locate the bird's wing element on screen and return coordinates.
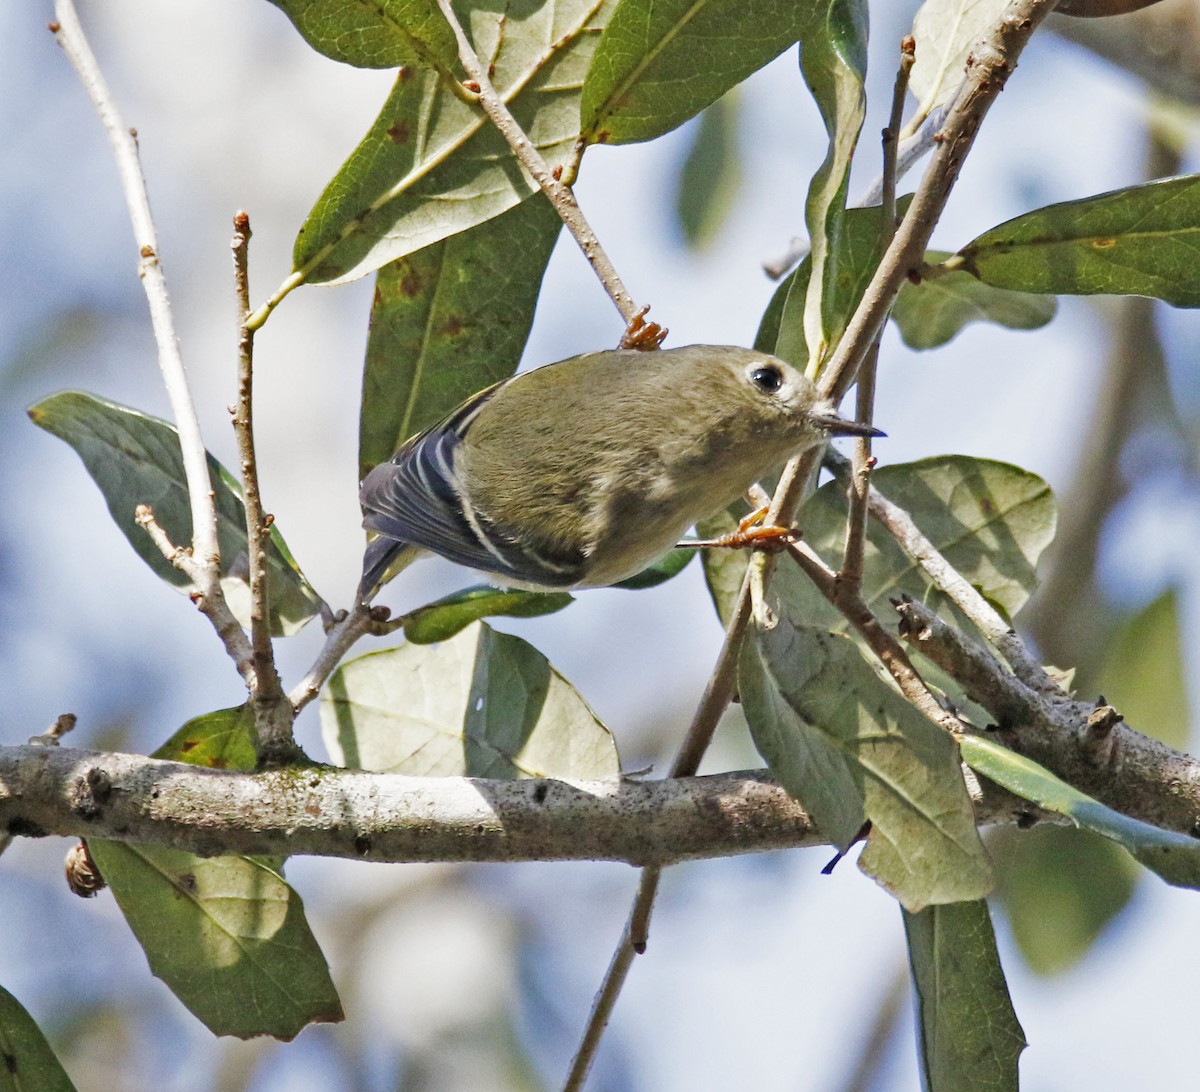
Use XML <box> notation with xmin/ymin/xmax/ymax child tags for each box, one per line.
<box><xmin>359</xmin><ymin>386</ymin><xmax>582</xmax><ymax>589</ymax></box>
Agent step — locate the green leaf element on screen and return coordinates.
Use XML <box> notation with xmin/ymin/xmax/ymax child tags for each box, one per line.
<box><xmin>989</xmin><ymin>824</ymin><xmax>1138</xmax><ymax>975</ymax></box>
<box><xmin>673</xmin><ymin>92</ymin><xmax>741</xmax><ymax>250</ymax></box>
<box><xmin>785</xmin><ymin>0</ymin><xmax>868</xmax><ymax>375</ymax></box>
<box><xmin>359</xmin><ymin>196</ymin><xmax>561</xmax><ymax>475</ymax></box>
<box><xmin>87</xmin><ymin>707</ymin><xmax>342</xmax><ymax>1039</ymax></box>
<box><xmin>611</xmin><ymin>546</ymin><xmax>695</xmax><ymax>589</ymax></box>
<box><xmin>402</xmin><ymin>584</ymin><xmax>574</xmax><ymax>644</ymax></box>
<box><xmin>903</xmin><ymin>899</ymin><xmax>1026</xmax><ymax>1092</ymax></box>
<box><xmin>908</xmin><ymin>1</ymin><xmax>1009</xmax><ymax>133</ymax></box>
<box><xmin>294</xmin><ymin>0</ymin><xmax>612</xmax><ymax>286</ymax></box>
<box><xmin>893</xmin><ymin>251</ymin><xmax>1057</xmax><ymax>349</ymax></box>
<box><xmin>153</xmin><ymin>704</ymin><xmax>259</xmax><ymax>770</ymax></box>
<box><xmin>0</xmin><ymin>985</ymin><xmax>76</xmax><ymax>1092</ymax></box>
<box><xmin>739</xmin><ymin>616</ymin><xmax>992</xmax><ymax>910</ymax></box>
<box><xmin>579</xmin><ymin>0</ymin><xmax>809</xmax><ymax>146</ymax></box>
<box><xmin>1099</xmin><ymin>588</ymin><xmax>1191</xmax><ymax>750</ymax></box>
<box><xmin>266</xmin><ymin>0</ymin><xmax>458</xmax><ymax>70</ymax></box>
<box><xmin>774</xmin><ymin>197</ymin><xmax>902</xmax><ymax>372</ymax></box>
<box><xmin>780</xmin><ymin>457</ymin><xmax>1056</xmax><ymax>633</ymax></box>
<box><xmin>86</xmin><ymin>842</ymin><xmax>343</xmax><ymax>1040</ymax></box>
<box><xmin>28</xmin><ymin>392</ymin><xmax>321</xmax><ymax>636</ymax></box>
<box><xmin>962</xmin><ymin>734</ymin><xmax>1200</xmax><ymax>889</ymax></box>
<box><xmin>959</xmin><ymin>174</ymin><xmax>1200</xmax><ymax>307</ymax></box>
<box><xmin>321</xmin><ymin>621</ymin><xmax>620</xmax><ymax>779</ymax></box>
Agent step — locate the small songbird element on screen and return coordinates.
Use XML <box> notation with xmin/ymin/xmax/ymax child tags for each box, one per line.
<box><xmin>358</xmin><ymin>344</ymin><xmax>880</xmax><ymax>600</ymax></box>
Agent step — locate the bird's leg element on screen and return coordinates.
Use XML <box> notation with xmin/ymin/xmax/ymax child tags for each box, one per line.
<box><xmin>680</xmin><ymin>506</ymin><xmax>800</xmax><ymax>553</ymax></box>
<box><xmin>618</xmin><ymin>304</ymin><xmax>668</xmax><ymax>351</ymax></box>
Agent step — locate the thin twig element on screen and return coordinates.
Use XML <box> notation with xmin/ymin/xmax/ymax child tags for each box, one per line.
<box><xmin>785</xmin><ymin>542</ymin><xmax>962</xmax><ymax>737</ymax></box>
<box><xmin>822</xmin><ymin>449</ymin><xmax>1053</xmax><ymax>693</ymax></box>
<box><xmin>231</xmin><ymin>214</ymin><xmax>286</xmax><ymax>704</ymax></box>
<box><xmin>565</xmin><ymin>574</ymin><xmax>755</xmax><ymax>1088</ymax></box>
<box><xmin>52</xmin><ymin>2</ymin><xmax>220</xmax><ymax>577</ymax></box>
<box><xmin>819</xmin><ymin>0</ymin><xmax>1060</xmax><ymax>405</ymax></box>
<box><xmin>135</xmin><ymin>505</ymin><xmax>256</xmax><ymax>682</ymax></box>
<box><xmin>840</xmin><ymin>38</ymin><xmax>913</xmax><ymax>588</ymax></box>
<box><xmin>288</xmin><ymin>603</ymin><xmax>383</xmax><ymax>714</ymax></box>
<box><xmin>230</xmin><ymin>213</ymin><xmax>296</xmax><ymax>762</ymax></box>
<box><xmin>29</xmin><ymin>713</ymin><xmax>78</xmax><ymax>747</ymax></box>
<box><xmin>432</xmin><ymin>0</ymin><xmax>639</xmax><ymax>325</ymax></box>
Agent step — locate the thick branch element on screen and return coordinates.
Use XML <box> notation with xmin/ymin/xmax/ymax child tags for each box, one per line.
<box><xmin>0</xmin><ymin>746</ymin><xmax>1041</xmax><ymax>864</ymax></box>
<box><xmin>894</xmin><ymin>598</ymin><xmax>1200</xmax><ymax>835</ymax></box>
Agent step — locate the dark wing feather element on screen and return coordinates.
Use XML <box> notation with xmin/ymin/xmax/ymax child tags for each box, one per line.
<box><xmin>358</xmin><ymin>383</ymin><xmax>584</xmax><ymax>591</ymax></box>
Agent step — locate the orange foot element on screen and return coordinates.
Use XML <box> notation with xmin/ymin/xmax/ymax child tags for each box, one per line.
<box><xmin>619</xmin><ymin>305</ymin><xmax>668</xmax><ymax>351</ymax></box>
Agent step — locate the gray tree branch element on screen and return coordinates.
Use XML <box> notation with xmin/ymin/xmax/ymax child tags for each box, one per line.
<box><xmin>0</xmin><ymin>744</ymin><xmax>1042</xmax><ymax>866</ymax></box>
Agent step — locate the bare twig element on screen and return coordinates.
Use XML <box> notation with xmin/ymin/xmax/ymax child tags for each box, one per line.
<box><xmin>432</xmin><ymin>0</ymin><xmax>640</xmax><ymax>325</ymax></box>
<box><xmin>52</xmin><ymin>2</ymin><xmax>220</xmax><ymax>577</ymax></box>
<box><xmin>785</xmin><ymin>542</ymin><xmax>962</xmax><ymax>737</ymax></box>
<box><xmin>288</xmin><ymin>603</ymin><xmax>383</xmax><ymax>714</ymax></box>
<box><xmin>230</xmin><ymin>214</ymin><xmax>292</xmax><ymax>758</ymax></box>
<box><xmin>566</xmin><ymin>583</ymin><xmax>754</xmax><ymax>1089</ymax></box>
<box><xmin>841</xmin><ymin>39</ymin><xmax>913</xmax><ymax>588</ymax></box>
<box><xmin>135</xmin><ymin>505</ymin><xmax>255</xmax><ymax>681</ymax></box>
<box><xmin>231</xmin><ymin>214</ymin><xmax>274</xmax><ymax>675</ymax></box>
<box><xmin>29</xmin><ymin>713</ymin><xmax>78</xmax><ymax>747</ymax></box>
<box><xmin>822</xmin><ymin>449</ymin><xmax>1052</xmax><ymax>692</ymax></box>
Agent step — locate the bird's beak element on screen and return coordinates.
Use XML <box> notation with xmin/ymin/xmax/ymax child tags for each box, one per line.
<box><xmin>811</xmin><ymin>413</ymin><xmax>886</xmax><ymax>439</ymax></box>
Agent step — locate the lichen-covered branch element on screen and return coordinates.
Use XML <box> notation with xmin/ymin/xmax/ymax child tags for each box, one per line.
<box><xmin>0</xmin><ymin>745</ymin><xmax>1041</xmax><ymax>866</ymax></box>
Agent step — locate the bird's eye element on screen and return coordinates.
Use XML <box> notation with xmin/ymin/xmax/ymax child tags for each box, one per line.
<box><xmin>748</xmin><ymin>364</ymin><xmax>784</xmax><ymax>393</ymax></box>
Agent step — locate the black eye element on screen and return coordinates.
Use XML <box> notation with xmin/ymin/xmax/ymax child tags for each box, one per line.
<box><xmin>749</xmin><ymin>364</ymin><xmax>784</xmax><ymax>393</ymax></box>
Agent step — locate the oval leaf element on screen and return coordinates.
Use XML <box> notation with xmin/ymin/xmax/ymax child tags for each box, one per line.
<box><xmin>989</xmin><ymin>824</ymin><xmax>1138</xmax><ymax>976</ymax></box>
<box><xmin>402</xmin><ymin>584</ymin><xmax>574</xmax><ymax>644</ymax></box>
<box><xmin>673</xmin><ymin>92</ymin><xmax>742</xmax><ymax>250</ymax></box>
<box><xmin>294</xmin><ymin>0</ymin><xmax>611</xmax><ymax>286</ymax></box>
<box><xmin>153</xmin><ymin>704</ymin><xmax>259</xmax><ymax>770</ymax></box>
<box><xmin>266</xmin><ymin>0</ymin><xmax>458</xmax><ymax>69</ymax></box>
<box><xmin>790</xmin><ymin>0</ymin><xmax>868</xmax><ymax>373</ymax></box>
<box><xmin>962</xmin><ymin>734</ymin><xmax>1200</xmax><ymax>889</ymax></box>
<box><xmin>908</xmin><ymin>0</ymin><xmax>1009</xmax><ymax>134</ymax></box>
<box><xmin>0</xmin><ymin>985</ymin><xmax>76</xmax><ymax>1092</ymax></box>
<box><xmin>894</xmin><ymin>251</ymin><xmax>1057</xmax><ymax>349</ymax></box>
<box><xmin>87</xmin><ymin>842</ymin><xmax>343</xmax><ymax>1040</ymax></box>
<box><xmin>321</xmin><ymin>621</ymin><xmax>620</xmax><ymax>779</ymax></box>
<box><xmin>360</xmin><ymin>195</ymin><xmax>561</xmax><ymax>475</ymax></box>
<box><xmin>580</xmin><ymin>0</ymin><xmax>809</xmax><ymax>146</ymax></box>
<box><xmin>959</xmin><ymin>174</ymin><xmax>1200</xmax><ymax>307</ymax></box>
<box><xmin>904</xmin><ymin>899</ymin><xmax>1026</xmax><ymax>1092</ymax></box>
<box><xmin>779</xmin><ymin>456</ymin><xmax>1056</xmax><ymax>633</ymax></box>
<box><xmin>739</xmin><ymin>616</ymin><xmax>992</xmax><ymax>910</ymax></box>
<box><xmin>87</xmin><ymin>707</ymin><xmax>342</xmax><ymax>1040</ymax></box>
<box><xmin>28</xmin><ymin>392</ymin><xmax>321</xmax><ymax>636</ymax></box>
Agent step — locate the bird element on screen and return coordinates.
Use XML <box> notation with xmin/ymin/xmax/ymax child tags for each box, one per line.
<box><xmin>358</xmin><ymin>344</ymin><xmax>881</xmax><ymax>601</ymax></box>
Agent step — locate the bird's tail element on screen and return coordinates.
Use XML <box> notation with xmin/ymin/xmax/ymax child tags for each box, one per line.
<box><xmin>358</xmin><ymin>538</ymin><xmax>418</xmax><ymax>603</ymax></box>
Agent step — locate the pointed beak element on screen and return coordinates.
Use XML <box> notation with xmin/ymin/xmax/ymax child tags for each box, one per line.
<box><xmin>811</xmin><ymin>413</ymin><xmax>886</xmax><ymax>439</ymax></box>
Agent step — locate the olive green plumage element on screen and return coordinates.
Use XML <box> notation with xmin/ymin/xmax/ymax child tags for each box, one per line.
<box><xmin>359</xmin><ymin>344</ymin><xmax>877</xmax><ymax>599</ymax></box>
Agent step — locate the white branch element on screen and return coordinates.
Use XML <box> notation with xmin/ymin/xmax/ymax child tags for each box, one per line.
<box><xmin>0</xmin><ymin>745</ymin><xmax>1037</xmax><ymax>865</ymax></box>
<box><xmin>53</xmin><ymin>2</ymin><xmax>220</xmax><ymax>575</ymax></box>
